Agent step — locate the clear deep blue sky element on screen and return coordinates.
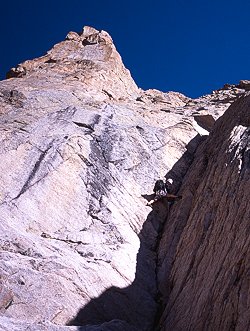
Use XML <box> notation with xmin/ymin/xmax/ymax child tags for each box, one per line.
<box><xmin>1</xmin><ymin>0</ymin><xmax>250</xmax><ymax>98</ymax></box>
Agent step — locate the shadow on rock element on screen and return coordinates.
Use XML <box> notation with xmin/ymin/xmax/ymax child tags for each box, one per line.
<box><xmin>67</xmin><ymin>201</ymin><xmax>169</xmax><ymax>331</ymax></box>
<box><xmin>67</xmin><ymin>134</ymin><xmax>205</xmax><ymax>331</ymax></box>
<box><xmin>164</xmin><ymin>134</ymin><xmax>206</xmax><ymax>191</ymax></box>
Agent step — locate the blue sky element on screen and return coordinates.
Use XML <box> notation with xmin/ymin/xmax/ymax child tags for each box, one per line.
<box><xmin>1</xmin><ymin>0</ymin><xmax>250</xmax><ymax>98</ymax></box>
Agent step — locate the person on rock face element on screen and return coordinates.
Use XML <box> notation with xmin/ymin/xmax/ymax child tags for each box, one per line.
<box><xmin>146</xmin><ymin>178</ymin><xmax>182</xmax><ymax>206</ymax></box>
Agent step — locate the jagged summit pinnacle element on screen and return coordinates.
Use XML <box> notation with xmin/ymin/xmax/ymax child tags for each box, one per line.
<box><xmin>6</xmin><ymin>26</ymin><xmax>139</xmax><ymax>100</ymax></box>
<box><xmin>6</xmin><ymin>25</ymin><xmax>250</xmax><ymax>104</ymax></box>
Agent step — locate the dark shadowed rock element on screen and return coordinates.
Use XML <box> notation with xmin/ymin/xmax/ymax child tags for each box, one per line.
<box><xmin>237</xmin><ymin>79</ymin><xmax>250</xmax><ymax>90</ymax></box>
<box><xmin>157</xmin><ymin>93</ymin><xmax>250</xmax><ymax>331</ymax></box>
<box><xmin>193</xmin><ymin>114</ymin><xmax>215</xmax><ymax>132</ymax></box>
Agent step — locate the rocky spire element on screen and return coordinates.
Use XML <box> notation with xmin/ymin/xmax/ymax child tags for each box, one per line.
<box><xmin>7</xmin><ymin>26</ymin><xmax>139</xmax><ymax>100</ymax></box>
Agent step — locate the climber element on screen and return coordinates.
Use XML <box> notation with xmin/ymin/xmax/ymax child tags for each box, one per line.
<box><xmin>146</xmin><ymin>178</ymin><xmax>182</xmax><ymax>206</ymax></box>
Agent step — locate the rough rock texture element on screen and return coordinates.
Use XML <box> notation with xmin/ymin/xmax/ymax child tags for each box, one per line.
<box><xmin>0</xmin><ymin>26</ymin><xmax>249</xmax><ymax>331</ymax></box>
<box><xmin>6</xmin><ymin>26</ymin><xmax>138</xmax><ymax>101</ymax></box>
<box><xmin>157</xmin><ymin>94</ymin><xmax>250</xmax><ymax>331</ymax></box>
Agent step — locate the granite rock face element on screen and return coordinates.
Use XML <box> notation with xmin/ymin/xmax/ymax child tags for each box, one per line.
<box><xmin>0</xmin><ymin>26</ymin><xmax>249</xmax><ymax>330</ymax></box>
<box><xmin>157</xmin><ymin>94</ymin><xmax>250</xmax><ymax>331</ymax></box>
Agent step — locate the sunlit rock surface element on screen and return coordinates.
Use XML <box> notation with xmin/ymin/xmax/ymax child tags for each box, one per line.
<box><xmin>0</xmin><ymin>26</ymin><xmax>249</xmax><ymax>330</ymax></box>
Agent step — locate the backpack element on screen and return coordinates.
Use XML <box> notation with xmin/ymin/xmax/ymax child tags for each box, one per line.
<box><xmin>153</xmin><ymin>180</ymin><xmax>166</xmax><ymax>193</ymax></box>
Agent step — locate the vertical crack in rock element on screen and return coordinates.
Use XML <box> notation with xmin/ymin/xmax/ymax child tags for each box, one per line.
<box><xmin>68</xmin><ymin>201</ymin><xmax>170</xmax><ymax>330</ymax></box>
<box><xmin>67</xmin><ymin>118</ymin><xmax>186</xmax><ymax>330</ymax></box>
<box><xmin>152</xmin><ymin>135</ymin><xmax>208</xmax><ymax>331</ymax></box>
